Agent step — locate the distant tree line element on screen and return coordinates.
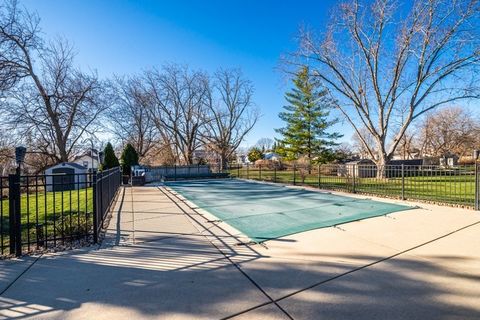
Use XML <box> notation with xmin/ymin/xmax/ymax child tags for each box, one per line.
<box><xmin>350</xmin><ymin>106</ymin><xmax>480</xmax><ymax>162</ymax></box>
<box><xmin>292</xmin><ymin>0</ymin><xmax>480</xmax><ymax>176</ymax></box>
<box><xmin>250</xmin><ymin>0</ymin><xmax>480</xmax><ymax>173</ymax></box>
<box><xmin>1</xmin><ymin>0</ymin><xmax>479</xmax><ymax>176</ymax></box>
<box><xmin>0</xmin><ymin>0</ymin><xmax>258</xmax><ymax>173</ymax></box>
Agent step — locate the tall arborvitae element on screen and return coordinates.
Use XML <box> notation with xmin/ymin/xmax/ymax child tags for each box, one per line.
<box><xmin>103</xmin><ymin>142</ymin><xmax>120</xmax><ymax>169</ymax></box>
<box><xmin>120</xmin><ymin>143</ymin><xmax>139</xmax><ymax>175</ymax></box>
<box><xmin>275</xmin><ymin>66</ymin><xmax>341</xmax><ymax>163</ymax></box>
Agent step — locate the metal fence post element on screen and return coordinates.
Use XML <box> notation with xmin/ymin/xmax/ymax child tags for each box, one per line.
<box><xmin>174</xmin><ymin>164</ymin><xmax>177</xmax><ymax>181</ymax></box>
<box><xmin>237</xmin><ymin>164</ymin><xmax>240</xmax><ymax>178</ymax></box>
<box><xmin>318</xmin><ymin>164</ymin><xmax>321</xmax><ymax>189</ymax></box>
<box><xmin>92</xmin><ymin>171</ymin><xmax>98</xmax><ymax>243</ymax></box>
<box><xmin>401</xmin><ymin>164</ymin><xmax>405</xmax><ymax>200</ymax></box>
<box><xmin>107</xmin><ymin>171</ymin><xmax>111</xmax><ymax>216</ymax></box>
<box><xmin>352</xmin><ymin>164</ymin><xmax>356</xmax><ymax>193</ymax></box>
<box><xmin>8</xmin><ymin>174</ymin><xmax>15</xmax><ymax>255</ymax></box>
<box><xmin>247</xmin><ymin>163</ymin><xmax>249</xmax><ymax>179</ymax></box>
<box><xmin>475</xmin><ymin>162</ymin><xmax>479</xmax><ymax>211</ymax></box>
<box><xmin>99</xmin><ymin>171</ymin><xmax>104</xmax><ymax>237</ymax></box>
<box><xmin>8</xmin><ymin>172</ymin><xmax>21</xmax><ymax>256</ymax></box>
<box><xmin>259</xmin><ymin>164</ymin><xmax>262</xmax><ymax>180</ymax></box>
<box><xmin>274</xmin><ymin>166</ymin><xmax>277</xmax><ymax>183</ymax></box>
<box><xmin>293</xmin><ymin>163</ymin><xmax>296</xmax><ymax>186</ymax></box>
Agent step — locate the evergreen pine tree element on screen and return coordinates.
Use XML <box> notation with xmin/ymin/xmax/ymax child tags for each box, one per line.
<box><xmin>120</xmin><ymin>143</ymin><xmax>139</xmax><ymax>175</ymax></box>
<box><xmin>275</xmin><ymin>66</ymin><xmax>342</xmax><ymax>163</ymax></box>
<box><xmin>247</xmin><ymin>147</ymin><xmax>263</xmax><ymax>163</ymax></box>
<box><xmin>103</xmin><ymin>142</ymin><xmax>120</xmax><ymax>169</ymax></box>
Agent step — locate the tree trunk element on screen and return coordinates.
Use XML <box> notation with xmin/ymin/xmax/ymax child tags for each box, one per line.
<box><xmin>220</xmin><ymin>151</ymin><xmax>229</xmax><ymax>171</ymax></box>
<box><xmin>375</xmin><ymin>151</ymin><xmax>390</xmax><ymax>179</ymax></box>
<box><xmin>58</xmin><ymin>139</ymin><xmax>69</xmax><ymax>163</ymax></box>
<box><xmin>185</xmin><ymin>152</ymin><xmax>193</xmax><ymax>165</ymax></box>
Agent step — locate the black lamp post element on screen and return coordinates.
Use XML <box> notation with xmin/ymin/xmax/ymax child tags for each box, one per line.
<box><xmin>15</xmin><ymin>146</ymin><xmax>27</xmax><ymax>175</ymax></box>
<box><xmin>99</xmin><ymin>151</ymin><xmax>105</xmax><ymax>168</ymax></box>
<box><xmin>82</xmin><ymin>137</ymin><xmax>96</xmax><ymax>172</ymax></box>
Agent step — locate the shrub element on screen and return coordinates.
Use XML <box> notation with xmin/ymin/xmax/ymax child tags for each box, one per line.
<box><xmin>254</xmin><ymin>159</ymin><xmax>282</xmax><ymax>169</ymax></box>
<box><xmin>248</xmin><ymin>147</ymin><xmax>263</xmax><ymax>162</ymax></box>
<box><xmin>103</xmin><ymin>142</ymin><xmax>119</xmax><ymax>170</ymax></box>
<box><xmin>120</xmin><ymin>144</ymin><xmax>139</xmax><ymax>176</ymax></box>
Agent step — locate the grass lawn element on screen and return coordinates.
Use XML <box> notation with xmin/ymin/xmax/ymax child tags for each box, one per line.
<box><xmin>1</xmin><ymin>187</ymin><xmax>93</xmax><ymax>254</ymax></box>
<box><xmin>229</xmin><ymin>168</ymin><xmax>476</xmax><ymax>207</ymax></box>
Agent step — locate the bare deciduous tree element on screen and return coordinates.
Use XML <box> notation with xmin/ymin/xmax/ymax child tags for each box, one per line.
<box><xmin>352</xmin><ymin>127</ymin><xmax>377</xmax><ymax>159</ymax></box>
<box><xmin>396</xmin><ymin>131</ymin><xmax>417</xmax><ymax>160</ymax></box>
<box><xmin>146</xmin><ymin>65</ymin><xmax>210</xmax><ymax>165</ymax></box>
<box><xmin>418</xmin><ymin>106</ymin><xmax>480</xmax><ymax>158</ymax></box>
<box><xmin>333</xmin><ymin>142</ymin><xmax>355</xmax><ymax>161</ymax></box>
<box><xmin>110</xmin><ymin>76</ymin><xmax>158</xmax><ymax>159</ymax></box>
<box><xmin>0</xmin><ymin>0</ymin><xmax>38</xmax><ymax>93</ymax></box>
<box><xmin>203</xmin><ymin>69</ymin><xmax>259</xmax><ymax>169</ymax></box>
<box><xmin>297</xmin><ymin>0</ymin><xmax>480</xmax><ymax>176</ymax></box>
<box><xmin>0</xmin><ymin>2</ymin><xmax>106</xmax><ymax>163</ymax></box>
<box><xmin>1</xmin><ymin>39</ymin><xmax>106</xmax><ymax>163</ymax></box>
<box><xmin>0</xmin><ymin>128</ymin><xmax>14</xmax><ymax>174</ymax></box>
<box><xmin>255</xmin><ymin>138</ymin><xmax>274</xmax><ymax>152</ymax></box>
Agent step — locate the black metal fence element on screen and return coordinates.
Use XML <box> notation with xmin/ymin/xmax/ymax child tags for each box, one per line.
<box><xmin>93</xmin><ymin>167</ymin><xmax>122</xmax><ymax>243</ymax></box>
<box><xmin>135</xmin><ymin>164</ymin><xmax>229</xmax><ymax>184</ymax></box>
<box><xmin>0</xmin><ymin>167</ymin><xmax>121</xmax><ymax>257</ymax></box>
<box><xmin>229</xmin><ymin>163</ymin><xmax>480</xmax><ymax>210</ymax></box>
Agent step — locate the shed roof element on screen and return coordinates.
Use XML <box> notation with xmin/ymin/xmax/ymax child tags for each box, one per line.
<box><xmin>389</xmin><ymin>159</ymin><xmax>424</xmax><ymax>166</ymax></box>
<box><xmin>345</xmin><ymin>159</ymin><xmax>375</xmax><ymax>165</ymax></box>
<box><xmin>45</xmin><ymin>162</ymin><xmax>88</xmax><ymax>172</ymax></box>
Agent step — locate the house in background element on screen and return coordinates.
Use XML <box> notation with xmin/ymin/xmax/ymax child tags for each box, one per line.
<box><xmin>236</xmin><ymin>154</ymin><xmax>250</xmax><ymax>164</ymax></box>
<box><xmin>192</xmin><ymin>149</ymin><xmax>221</xmax><ymax>165</ymax></box>
<box><xmin>72</xmin><ymin>149</ymin><xmax>99</xmax><ymax>172</ymax></box>
<box><xmin>439</xmin><ymin>154</ymin><xmax>459</xmax><ymax>167</ymax></box>
<box><xmin>264</xmin><ymin>152</ymin><xmax>281</xmax><ymax>162</ymax></box>
<box><xmin>44</xmin><ymin>163</ymin><xmax>87</xmax><ymax>192</ymax></box>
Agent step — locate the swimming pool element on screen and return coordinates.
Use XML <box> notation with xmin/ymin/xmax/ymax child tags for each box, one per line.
<box><xmin>167</xmin><ymin>179</ymin><xmax>412</xmax><ymax>242</ymax></box>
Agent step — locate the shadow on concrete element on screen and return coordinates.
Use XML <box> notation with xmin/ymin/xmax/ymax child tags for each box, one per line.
<box><xmin>0</xmin><ymin>234</ymin><xmax>265</xmax><ymax>319</ymax></box>
<box><xmin>1</xmin><ymin>184</ymin><xmax>478</xmax><ymax>319</ymax></box>
<box><xmin>0</xmin><ymin>241</ymin><xmax>479</xmax><ymax>319</ymax></box>
<box><xmin>273</xmin><ymin>254</ymin><xmax>480</xmax><ymax>320</ymax></box>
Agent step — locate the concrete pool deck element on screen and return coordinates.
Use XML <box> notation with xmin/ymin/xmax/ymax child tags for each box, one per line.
<box><xmin>0</xmin><ymin>185</ymin><xmax>479</xmax><ymax>319</ymax></box>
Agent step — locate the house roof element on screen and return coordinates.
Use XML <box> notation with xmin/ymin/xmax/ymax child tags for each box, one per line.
<box><xmin>46</xmin><ymin>162</ymin><xmax>88</xmax><ymax>172</ymax></box>
<box><xmin>264</xmin><ymin>152</ymin><xmax>281</xmax><ymax>160</ymax></box>
<box><xmin>389</xmin><ymin>159</ymin><xmax>424</xmax><ymax>166</ymax></box>
<box><xmin>73</xmin><ymin>149</ymin><xmax>98</xmax><ymax>161</ymax></box>
<box><xmin>345</xmin><ymin>159</ymin><xmax>375</xmax><ymax>165</ymax></box>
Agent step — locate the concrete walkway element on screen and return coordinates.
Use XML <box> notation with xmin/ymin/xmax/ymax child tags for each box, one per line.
<box><xmin>1</xmin><ymin>185</ymin><xmax>479</xmax><ymax>319</ymax></box>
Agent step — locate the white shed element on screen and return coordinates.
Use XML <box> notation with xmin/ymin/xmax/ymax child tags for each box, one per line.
<box><xmin>338</xmin><ymin>159</ymin><xmax>377</xmax><ymax>178</ymax></box>
<box><xmin>45</xmin><ymin>162</ymin><xmax>88</xmax><ymax>192</ymax></box>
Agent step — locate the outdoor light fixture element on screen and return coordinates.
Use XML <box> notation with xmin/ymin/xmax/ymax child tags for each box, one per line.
<box><xmin>15</xmin><ymin>146</ymin><xmax>27</xmax><ymax>166</ymax></box>
<box><xmin>99</xmin><ymin>151</ymin><xmax>105</xmax><ymax>165</ymax></box>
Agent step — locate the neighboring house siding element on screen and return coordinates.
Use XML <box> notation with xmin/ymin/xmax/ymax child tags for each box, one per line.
<box><xmin>73</xmin><ymin>155</ymin><xmax>99</xmax><ymax>171</ymax></box>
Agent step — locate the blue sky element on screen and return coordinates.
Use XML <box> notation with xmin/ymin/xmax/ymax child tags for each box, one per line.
<box><xmin>21</xmin><ymin>0</ymin><xmax>347</xmax><ymax>147</ymax></box>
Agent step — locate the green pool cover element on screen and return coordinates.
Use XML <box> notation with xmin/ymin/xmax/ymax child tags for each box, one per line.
<box><xmin>167</xmin><ymin>179</ymin><xmax>413</xmax><ymax>243</ymax></box>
